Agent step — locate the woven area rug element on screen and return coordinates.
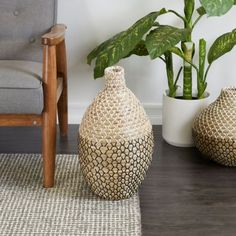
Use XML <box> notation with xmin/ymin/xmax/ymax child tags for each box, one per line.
<box><xmin>0</xmin><ymin>154</ymin><xmax>141</xmax><ymax>236</ymax></box>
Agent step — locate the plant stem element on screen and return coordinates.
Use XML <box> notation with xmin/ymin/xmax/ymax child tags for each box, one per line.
<box><xmin>204</xmin><ymin>64</ymin><xmax>212</xmax><ymax>83</ymax></box>
<box><xmin>192</xmin><ymin>15</ymin><xmax>203</xmax><ymax>29</ymax></box>
<box><xmin>198</xmin><ymin>39</ymin><xmax>206</xmax><ymax>81</ymax></box>
<box><xmin>174</xmin><ymin>67</ymin><xmax>183</xmax><ymax>87</ymax></box>
<box><xmin>164</xmin><ymin>52</ymin><xmax>176</xmax><ymax>97</ymax></box>
<box><xmin>159</xmin><ymin>56</ymin><xmax>166</xmax><ymax>63</ymax></box>
<box><xmin>197</xmin><ymin>39</ymin><xmax>207</xmax><ymax>98</ymax></box>
<box><xmin>182</xmin><ymin>42</ymin><xmax>194</xmax><ymax>99</ymax></box>
<box><xmin>181</xmin><ymin>0</ymin><xmax>195</xmax><ymax>99</ymax></box>
<box><xmin>184</xmin><ymin>0</ymin><xmax>194</xmax><ymax>41</ymax></box>
<box><xmin>170</xmin><ymin>48</ymin><xmax>198</xmax><ymax>73</ymax></box>
<box><xmin>167</xmin><ymin>10</ymin><xmax>187</xmax><ymax>25</ymax></box>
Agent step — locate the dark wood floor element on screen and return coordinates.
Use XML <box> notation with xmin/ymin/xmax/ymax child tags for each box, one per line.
<box><xmin>1</xmin><ymin>125</ymin><xmax>236</xmax><ymax>236</ymax></box>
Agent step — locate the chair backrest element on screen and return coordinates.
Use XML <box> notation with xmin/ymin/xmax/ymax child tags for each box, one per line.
<box><xmin>0</xmin><ymin>0</ymin><xmax>57</xmax><ymax>62</ymax></box>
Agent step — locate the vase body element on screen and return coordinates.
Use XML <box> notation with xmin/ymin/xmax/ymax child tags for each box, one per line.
<box><xmin>78</xmin><ymin>66</ymin><xmax>154</xmax><ymax>200</ymax></box>
<box><xmin>193</xmin><ymin>88</ymin><xmax>236</xmax><ymax>166</ymax></box>
<box><xmin>162</xmin><ymin>89</ymin><xmax>210</xmax><ymax>147</ymax></box>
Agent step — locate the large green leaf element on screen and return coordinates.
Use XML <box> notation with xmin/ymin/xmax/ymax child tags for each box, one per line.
<box><xmin>87</xmin><ymin>32</ymin><xmax>123</xmax><ymax>65</ymax></box>
<box><xmin>145</xmin><ymin>26</ymin><xmax>189</xmax><ymax>59</ymax></box>
<box><xmin>200</xmin><ymin>0</ymin><xmax>234</xmax><ymax>16</ymax></box>
<box><xmin>124</xmin><ymin>40</ymin><xmax>149</xmax><ymax>58</ymax></box>
<box><xmin>208</xmin><ymin>29</ymin><xmax>236</xmax><ymax>64</ymax></box>
<box><xmin>89</xmin><ymin>9</ymin><xmax>167</xmax><ymax>78</ymax></box>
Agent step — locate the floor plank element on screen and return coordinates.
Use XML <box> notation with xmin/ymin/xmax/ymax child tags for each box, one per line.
<box><xmin>0</xmin><ymin>125</ymin><xmax>236</xmax><ymax>236</ymax></box>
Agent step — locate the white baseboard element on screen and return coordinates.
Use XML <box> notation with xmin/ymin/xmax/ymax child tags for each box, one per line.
<box><xmin>142</xmin><ymin>103</ymin><xmax>162</xmax><ymax>125</ymax></box>
<box><xmin>68</xmin><ymin>103</ymin><xmax>162</xmax><ymax>125</ymax></box>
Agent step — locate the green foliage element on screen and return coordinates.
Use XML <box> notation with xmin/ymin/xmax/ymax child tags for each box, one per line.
<box><xmin>87</xmin><ymin>1</ymin><xmax>236</xmax><ymax>99</ymax></box>
<box><xmin>124</xmin><ymin>40</ymin><xmax>149</xmax><ymax>58</ymax></box>
<box><xmin>164</xmin><ymin>52</ymin><xmax>177</xmax><ymax>97</ymax></box>
<box><xmin>88</xmin><ymin>9</ymin><xmax>167</xmax><ymax>78</ymax></box>
<box><xmin>200</xmin><ymin>0</ymin><xmax>234</xmax><ymax>16</ymax></box>
<box><xmin>197</xmin><ymin>6</ymin><xmax>206</xmax><ymax>16</ymax></box>
<box><xmin>199</xmin><ymin>39</ymin><xmax>206</xmax><ymax>82</ymax></box>
<box><xmin>87</xmin><ymin>33</ymin><xmax>121</xmax><ymax>65</ymax></box>
<box><xmin>208</xmin><ymin>29</ymin><xmax>236</xmax><ymax>64</ymax></box>
<box><xmin>169</xmin><ymin>47</ymin><xmax>185</xmax><ymax>58</ymax></box>
<box><xmin>198</xmin><ymin>39</ymin><xmax>207</xmax><ymax>98</ymax></box>
<box><xmin>184</xmin><ymin>0</ymin><xmax>195</xmax><ymax>25</ymax></box>
<box><xmin>145</xmin><ymin>26</ymin><xmax>189</xmax><ymax>59</ymax></box>
<box><xmin>182</xmin><ymin>42</ymin><xmax>194</xmax><ymax>99</ymax></box>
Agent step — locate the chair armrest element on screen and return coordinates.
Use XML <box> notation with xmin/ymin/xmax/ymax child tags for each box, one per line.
<box><xmin>42</xmin><ymin>24</ymin><xmax>67</xmax><ymax>46</ymax></box>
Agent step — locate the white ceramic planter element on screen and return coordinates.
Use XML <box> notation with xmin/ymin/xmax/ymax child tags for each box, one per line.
<box><xmin>162</xmin><ymin>90</ymin><xmax>210</xmax><ymax>147</ymax></box>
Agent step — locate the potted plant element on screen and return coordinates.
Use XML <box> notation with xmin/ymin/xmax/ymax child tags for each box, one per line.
<box><xmin>87</xmin><ymin>0</ymin><xmax>236</xmax><ymax>147</ymax></box>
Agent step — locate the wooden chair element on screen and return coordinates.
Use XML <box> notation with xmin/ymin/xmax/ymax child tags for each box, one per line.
<box><xmin>0</xmin><ymin>0</ymin><xmax>68</xmax><ymax>187</ymax></box>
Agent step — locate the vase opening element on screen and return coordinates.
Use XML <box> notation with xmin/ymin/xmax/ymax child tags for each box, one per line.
<box><xmin>113</xmin><ymin>67</ymin><xmax>122</xmax><ymax>73</ymax></box>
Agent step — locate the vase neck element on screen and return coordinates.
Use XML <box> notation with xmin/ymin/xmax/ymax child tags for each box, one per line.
<box><xmin>105</xmin><ymin>66</ymin><xmax>126</xmax><ymax>88</ymax></box>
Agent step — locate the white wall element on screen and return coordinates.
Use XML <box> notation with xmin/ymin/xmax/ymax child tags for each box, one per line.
<box><xmin>57</xmin><ymin>0</ymin><xmax>236</xmax><ymax>124</ymax></box>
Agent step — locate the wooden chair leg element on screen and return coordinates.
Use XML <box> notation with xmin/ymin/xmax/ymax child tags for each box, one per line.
<box><xmin>57</xmin><ymin>84</ymin><xmax>68</xmax><ymax>136</ymax></box>
<box><xmin>57</xmin><ymin>40</ymin><xmax>68</xmax><ymax>136</ymax></box>
<box><xmin>42</xmin><ymin>45</ymin><xmax>57</xmax><ymax>188</ymax></box>
<box><xmin>42</xmin><ymin>110</ymin><xmax>57</xmax><ymax>188</ymax></box>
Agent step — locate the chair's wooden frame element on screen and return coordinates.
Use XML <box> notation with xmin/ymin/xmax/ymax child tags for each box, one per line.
<box><xmin>0</xmin><ymin>24</ymin><xmax>68</xmax><ymax>188</ymax></box>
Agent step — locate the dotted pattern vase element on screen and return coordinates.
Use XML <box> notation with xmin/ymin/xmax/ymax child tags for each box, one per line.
<box><xmin>193</xmin><ymin>88</ymin><xmax>236</xmax><ymax>166</ymax></box>
<box><xmin>78</xmin><ymin>66</ymin><xmax>154</xmax><ymax>200</ymax></box>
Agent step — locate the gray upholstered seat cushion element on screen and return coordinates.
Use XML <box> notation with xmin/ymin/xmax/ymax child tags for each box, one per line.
<box><xmin>0</xmin><ymin>60</ymin><xmax>43</xmax><ymax>114</ymax></box>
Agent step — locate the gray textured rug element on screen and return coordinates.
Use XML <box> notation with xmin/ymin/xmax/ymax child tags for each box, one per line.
<box><xmin>0</xmin><ymin>154</ymin><xmax>141</xmax><ymax>236</ymax></box>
